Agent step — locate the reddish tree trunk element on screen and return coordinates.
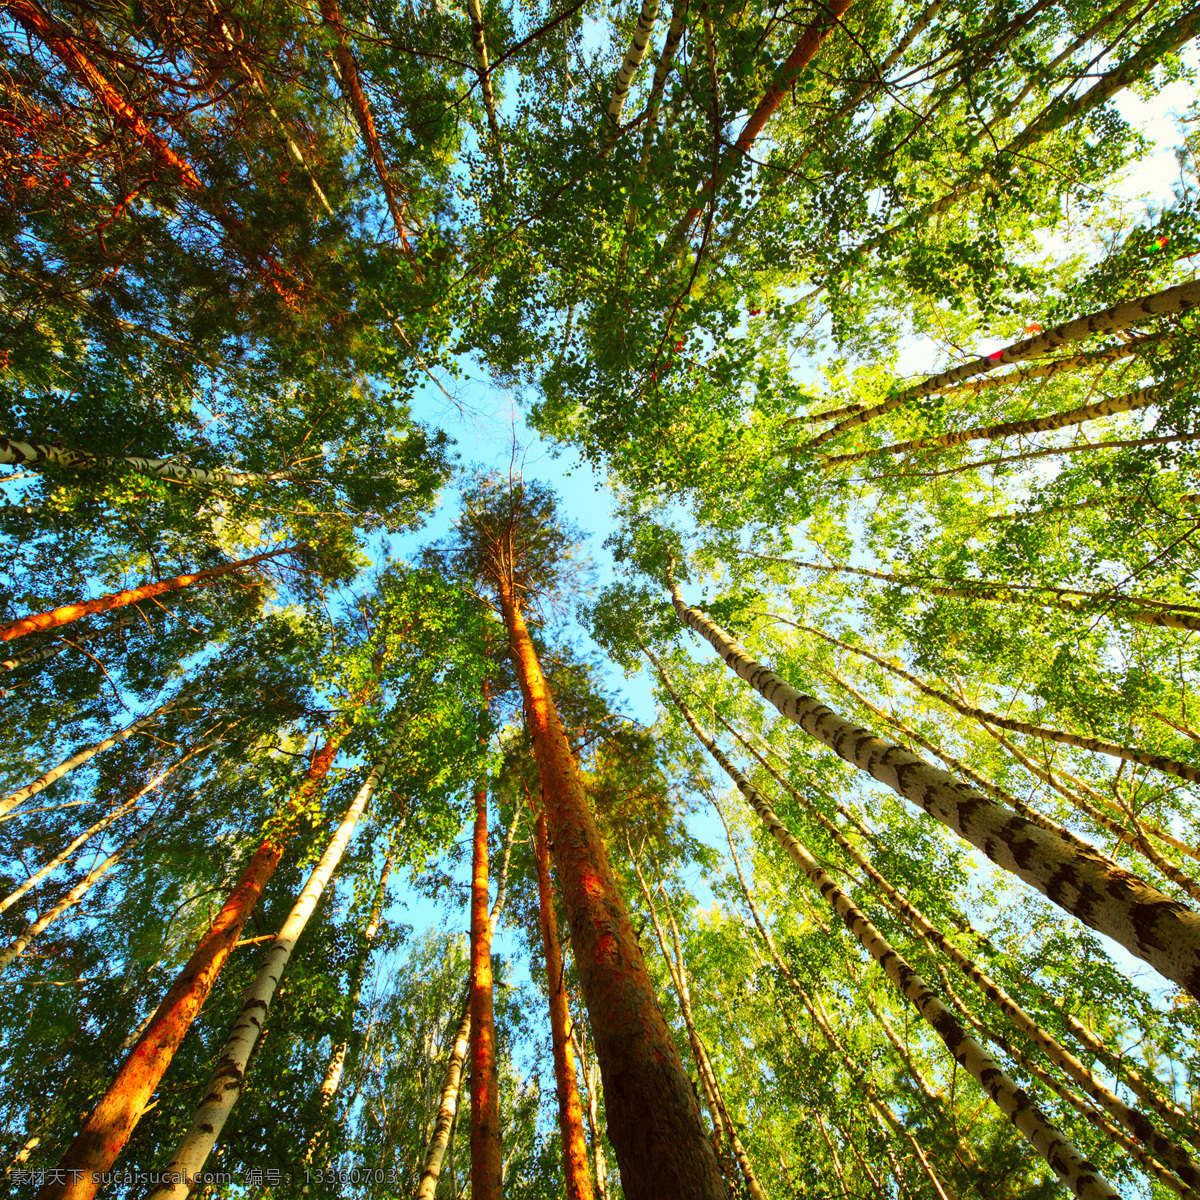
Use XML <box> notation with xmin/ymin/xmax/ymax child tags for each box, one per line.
<box><xmin>495</xmin><ymin>579</ymin><xmax>727</xmax><ymax>1200</ymax></box>
<box><xmin>670</xmin><ymin>0</ymin><xmax>854</xmax><ymax>242</ymax></box>
<box><xmin>1</xmin><ymin>545</ymin><xmax>297</xmax><ymax>643</ymax></box>
<box><xmin>3</xmin><ymin>0</ymin><xmax>201</xmax><ymax>188</ymax></box>
<box><xmin>469</xmin><ymin>775</ymin><xmax>503</xmax><ymax>1200</ymax></box>
<box><xmin>37</xmin><ymin>722</ymin><xmax>346</xmax><ymax>1200</ymax></box>
<box><xmin>527</xmin><ymin>787</ymin><xmax>594</xmax><ymax>1200</ymax></box>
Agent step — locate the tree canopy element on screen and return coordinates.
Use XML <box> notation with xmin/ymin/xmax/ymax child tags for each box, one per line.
<box><xmin>1</xmin><ymin>0</ymin><xmax>1199</xmax><ymax>1196</ymax></box>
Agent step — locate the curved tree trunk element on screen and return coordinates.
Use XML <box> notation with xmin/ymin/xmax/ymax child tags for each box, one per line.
<box><xmin>648</xmin><ymin>649</ymin><xmax>1117</xmax><ymax>1200</ymax></box>
<box><xmin>662</xmin><ymin>0</ymin><xmax>854</xmax><ymax>253</ymax></box>
<box><xmin>0</xmin><ymin>801</ymin><xmax>181</xmax><ymax>973</ymax></box>
<box><xmin>1</xmin><ymin>619</ymin><xmax>128</xmax><ymax>674</ymax></box>
<box><xmin>314</xmin><ymin>0</ymin><xmax>410</xmax><ymax>244</ymax></box>
<box><xmin>665</xmin><ymin>583</ymin><xmax>1200</xmax><ymax>999</ymax></box>
<box><xmin>1</xmin><ymin>545</ymin><xmax>299</xmax><ymax>643</ymax></box>
<box><xmin>748</xmin><ymin>552</ymin><xmax>1200</xmax><ymax>632</ymax></box>
<box><xmin>496</xmin><ymin>577</ymin><xmax>728</xmax><ymax>1200</ymax></box>
<box><xmin>602</xmin><ymin>0</ymin><xmax>659</xmax><ymax>148</ymax></box>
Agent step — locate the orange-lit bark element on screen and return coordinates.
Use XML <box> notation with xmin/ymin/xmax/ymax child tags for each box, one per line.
<box><xmin>315</xmin><ymin>0</ymin><xmax>411</xmax><ymax>247</ymax></box>
<box><xmin>495</xmin><ymin>578</ymin><xmax>727</xmax><ymax>1200</ymax></box>
<box><xmin>469</xmin><ymin>775</ymin><xmax>502</xmax><ymax>1200</ymax></box>
<box><xmin>526</xmin><ymin>784</ymin><xmax>594</xmax><ymax>1200</ymax></box>
<box><xmin>1</xmin><ymin>545</ymin><xmax>297</xmax><ymax>643</ymax></box>
<box><xmin>3</xmin><ymin>0</ymin><xmax>201</xmax><ymax>188</ymax></box>
<box><xmin>667</xmin><ymin>0</ymin><xmax>853</xmax><ymax>248</ymax></box>
<box><xmin>37</xmin><ymin>719</ymin><xmax>348</xmax><ymax>1200</ymax></box>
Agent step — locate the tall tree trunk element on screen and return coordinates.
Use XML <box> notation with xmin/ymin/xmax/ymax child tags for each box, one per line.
<box><xmin>629</xmin><ymin>852</ymin><xmax>768</xmax><ymax>1200</ymax></box>
<box><xmin>648</xmin><ymin>646</ymin><xmax>1119</xmax><ymax>1200</ymax></box>
<box><xmin>750</xmin><ymin>553</ymin><xmax>1200</xmax><ymax>633</ymax></box>
<box><xmin>495</xmin><ymin>576</ymin><xmax>728</xmax><ymax>1199</ymax></box>
<box><xmin>820</xmin><ymin>667</ymin><xmax>1092</xmax><ymax>849</ymax></box>
<box><xmin>570</xmin><ymin>1028</ymin><xmax>610</xmax><ymax>1200</ymax></box>
<box><xmin>804</xmin><ymin>278</ymin><xmax>1200</xmax><ymax>450</ymax></box>
<box><xmin>146</xmin><ymin>725</ymin><xmax>405</xmax><ymax>1200</ymax></box>
<box><xmin>800</xmin><ymin>619</ymin><xmax>1200</xmax><ymax>786</ymax></box>
<box><xmin>302</xmin><ymin>836</ymin><xmax>398</xmax><ymax>1168</ymax></box>
<box><xmin>0</xmin><ymin>800</ymin><xmax>182</xmax><ymax>973</ymax></box>
<box><xmin>820</xmin><ymin>382</ymin><xmax>1168</xmax><ymax>467</ymax></box>
<box><xmin>314</xmin><ymin>0</ymin><xmax>410</xmax><ymax>244</ymax></box>
<box><xmin>465</xmin><ymin>0</ymin><xmax>506</xmax><ymax>182</ymax></box>
<box><xmin>662</xmin><ymin>0</ymin><xmax>854</xmax><ymax>253</ymax></box>
<box><xmin>934</xmin><ymin>963</ymin><xmax>1196</xmax><ymax>1199</ymax></box>
<box><xmin>731</xmin><ymin>726</ymin><xmax>1200</xmax><ymax>1193</ymax></box>
<box><xmin>527</xmin><ymin>784</ymin><xmax>594</xmax><ymax>1200</ymax></box>
<box><xmin>1</xmin><ymin>697</ymin><xmax>179</xmax><ymax>818</ymax></box>
<box><xmin>664</xmin><ymin>586</ymin><xmax>1200</xmax><ymax>997</ymax></box>
<box><xmin>0</xmin><ymin>435</ymin><xmax>298</xmax><ymax>488</ymax></box>
<box><xmin>470</xmin><ymin>773</ymin><xmax>503</xmax><ymax>1200</ymax></box>
<box><xmin>1</xmin><ymin>734</ymin><xmax>219</xmax><ymax>915</ymax></box>
<box><xmin>0</xmin><ymin>545</ymin><xmax>298</xmax><ymax>643</ymax></box>
<box><xmin>415</xmin><ymin>810</ymin><xmax>520</xmax><ymax>1200</ymax></box>
<box><xmin>1</xmin><ymin>618</ymin><xmax>128</xmax><ymax>674</ymax></box>
<box><xmin>37</xmin><ymin>702</ymin><xmax>357</xmax><ymax>1200</ymax></box>
<box><xmin>1</xmin><ymin>0</ymin><xmax>201</xmax><ymax>187</ymax></box>
<box><xmin>602</xmin><ymin>0</ymin><xmax>659</xmax><ymax>148</ymax></box>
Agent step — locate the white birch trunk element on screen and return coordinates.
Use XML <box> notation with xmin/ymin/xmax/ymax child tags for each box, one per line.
<box><xmin>0</xmin><ymin>698</ymin><xmax>178</xmax><ymax>818</ymax></box>
<box><xmin>1</xmin><ymin>619</ymin><xmax>127</xmax><ymax>673</ymax></box>
<box><xmin>603</xmin><ymin>0</ymin><xmax>660</xmax><ymax>143</ymax></box>
<box><xmin>666</xmin><ymin>583</ymin><xmax>1200</xmax><ymax>997</ymax></box>
<box><xmin>0</xmin><ymin>435</ymin><xmax>296</xmax><ymax>487</ymax></box>
<box><xmin>0</xmin><ymin>803</ymin><xmax>176</xmax><ymax>972</ymax></box>
<box><xmin>145</xmin><ymin>727</ymin><xmax>405</xmax><ymax>1199</ymax></box>
<box><xmin>647</xmin><ymin>649</ymin><xmax>1118</xmax><ymax>1200</ymax></box>
<box><xmin>803</xmin><ymin>279</ymin><xmax>1200</xmax><ymax>450</ymax></box>
<box><xmin>1</xmin><ymin>736</ymin><xmax>217</xmax><ymax>915</ymax></box>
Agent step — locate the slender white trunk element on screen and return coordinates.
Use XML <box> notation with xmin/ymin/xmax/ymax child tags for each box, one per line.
<box><xmin>0</xmin><ymin>698</ymin><xmax>178</xmax><ymax>818</ymax></box>
<box><xmin>1</xmin><ymin>620</ymin><xmax>127</xmax><ymax>673</ymax></box>
<box><xmin>603</xmin><ymin>0</ymin><xmax>660</xmax><ymax>145</ymax></box>
<box><xmin>666</xmin><ymin>583</ymin><xmax>1200</xmax><ymax>997</ymax></box>
<box><xmin>1</xmin><ymin>737</ymin><xmax>217</xmax><ymax>915</ymax></box>
<box><xmin>0</xmin><ymin>803</ymin><xmax>177</xmax><ymax>972</ymax></box>
<box><xmin>647</xmin><ymin>646</ymin><xmax>1119</xmax><ymax>1200</ymax></box>
<box><xmin>0</xmin><ymin>435</ymin><xmax>296</xmax><ymax>487</ymax></box>
<box><xmin>146</xmin><ymin>726</ymin><xmax>405</xmax><ymax>1199</ymax></box>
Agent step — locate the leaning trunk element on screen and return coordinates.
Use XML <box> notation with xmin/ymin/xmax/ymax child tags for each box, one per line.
<box><xmin>1</xmin><ymin>697</ymin><xmax>179</xmax><ymax>818</ymax></box>
<box><xmin>667</xmin><ymin>585</ymin><xmax>1200</xmax><ymax>999</ymax></box>
<box><xmin>651</xmin><ymin>652</ymin><xmax>1117</xmax><ymax>1200</ymax></box>
<box><xmin>37</xmin><ymin>710</ymin><xmax>352</xmax><ymax>1200</ymax></box>
<box><xmin>1</xmin><ymin>545</ymin><xmax>298</xmax><ymax>643</ymax></box>
<box><xmin>146</xmin><ymin>726</ymin><xmax>404</xmax><ymax>1199</ymax></box>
